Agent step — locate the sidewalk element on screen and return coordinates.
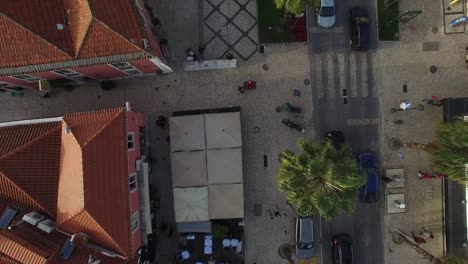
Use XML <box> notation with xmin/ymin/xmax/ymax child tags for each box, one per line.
<box><xmin>376</xmin><ymin>0</ymin><xmax>468</xmax><ymax>263</ymax></box>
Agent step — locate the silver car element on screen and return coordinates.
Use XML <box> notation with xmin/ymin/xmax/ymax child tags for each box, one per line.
<box><xmin>317</xmin><ymin>0</ymin><xmax>336</xmax><ymax>28</ymax></box>
<box><xmin>295</xmin><ymin>217</ymin><xmax>314</xmax><ymax>259</ymax></box>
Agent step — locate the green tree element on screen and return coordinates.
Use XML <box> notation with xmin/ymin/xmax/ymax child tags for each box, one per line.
<box><xmin>432</xmin><ymin>121</ymin><xmax>468</xmax><ymax>184</ymax></box>
<box><xmin>278</xmin><ymin>139</ymin><xmax>365</xmax><ymax>221</ymax></box>
<box><xmin>274</xmin><ymin>0</ymin><xmax>319</xmax><ymax>15</ymax></box>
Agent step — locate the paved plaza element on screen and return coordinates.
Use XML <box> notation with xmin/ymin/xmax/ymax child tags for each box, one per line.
<box><xmin>1</xmin><ymin>0</ymin><xmax>468</xmax><ymax>263</ymax></box>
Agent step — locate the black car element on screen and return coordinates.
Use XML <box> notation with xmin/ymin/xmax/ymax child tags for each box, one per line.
<box><xmin>331</xmin><ymin>234</ymin><xmax>353</xmax><ymax>264</ymax></box>
<box><xmin>349</xmin><ymin>7</ymin><xmax>370</xmax><ymax>50</ymax></box>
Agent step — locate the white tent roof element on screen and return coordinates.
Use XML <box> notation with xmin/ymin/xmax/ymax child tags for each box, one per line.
<box><xmin>170</xmin><ymin>115</ymin><xmax>206</xmax><ymax>152</ymax></box>
<box><xmin>204</xmin><ymin>112</ymin><xmax>242</xmax><ymax>149</ymax></box>
<box><xmin>173</xmin><ymin>187</ymin><xmax>209</xmax><ymax>222</ymax></box>
<box><xmin>207</xmin><ymin>148</ymin><xmax>243</xmax><ymax>185</ymax></box>
<box><xmin>208</xmin><ymin>184</ymin><xmax>244</xmax><ymax>219</ymax></box>
<box><xmin>171</xmin><ymin>151</ymin><xmax>207</xmax><ymax>187</ymax></box>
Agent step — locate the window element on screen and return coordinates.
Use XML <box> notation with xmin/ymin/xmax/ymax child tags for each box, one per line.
<box><xmin>131</xmin><ymin>212</ymin><xmax>139</xmax><ymax>232</ymax></box>
<box><xmin>127</xmin><ymin>132</ymin><xmax>135</xmax><ymax>151</ymax></box>
<box><xmin>11</xmin><ymin>74</ymin><xmax>41</xmax><ymax>82</ymax></box>
<box><xmin>129</xmin><ymin>173</ymin><xmax>137</xmax><ymax>192</ymax></box>
<box><xmin>111</xmin><ymin>62</ymin><xmax>141</xmax><ymax>75</ymax></box>
<box><xmin>54</xmin><ymin>69</ymin><xmax>83</xmax><ymax>78</ymax></box>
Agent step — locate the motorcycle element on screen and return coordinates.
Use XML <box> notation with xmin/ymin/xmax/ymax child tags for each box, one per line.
<box><xmin>281</xmin><ymin>119</ymin><xmax>305</xmax><ymax>133</ymax></box>
<box><xmin>275</xmin><ymin>103</ymin><xmax>302</xmax><ymax>113</ymax></box>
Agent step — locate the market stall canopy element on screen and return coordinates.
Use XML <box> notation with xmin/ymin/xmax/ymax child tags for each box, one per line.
<box><xmin>174</xmin><ymin>187</ymin><xmax>209</xmax><ymax>222</ymax></box>
<box><xmin>171</xmin><ymin>151</ymin><xmax>207</xmax><ymax>187</ymax></box>
<box><xmin>205</xmin><ymin>112</ymin><xmax>242</xmax><ymax>149</ymax></box>
<box><xmin>208</xmin><ymin>184</ymin><xmax>244</xmax><ymax>219</ymax></box>
<box><xmin>170</xmin><ymin>115</ymin><xmax>206</xmax><ymax>152</ymax></box>
<box><xmin>207</xmin><ymin>148</ymin><xmax>243</xmax><ymax>185</ymax></box>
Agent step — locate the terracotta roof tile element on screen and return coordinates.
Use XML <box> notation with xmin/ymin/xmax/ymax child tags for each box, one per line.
<box><xmin>77</xmin><ymin>19</ymin><xmax>142</xmax><ymax>59</ymax></box>
<box><xmin>0</xmin><ymin>122</ymin><xmax>61</xmax><ymax>217</ymax></box>
<box><xmin>0</xmin><ymin>0</ymin><xmax>151</xmax><ymax>69</ymax></box>
<box><xmin>0</xmin><ymin>0</ymin><xmax>74</xmax><ymax>55</ymax></box>
<box><xmin>58</xmin><ymin>108</ymin><xmax>132</xmax><ymax>257</ymax></box>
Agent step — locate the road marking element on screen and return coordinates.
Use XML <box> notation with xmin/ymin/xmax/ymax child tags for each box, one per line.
<box><xmin>346</xmin><ymin>118</ymin><xmax>379</xmax><ymax>126</ymax></box>
<box><xmin>338</xmin><ymin>54</ymin><xmax>345</xmax><ymax>97</ymax></box>
<box><xmin>315</xmin><ymin>55</ymin><xmax>323</xmax><ymax>99</ymax></box>
<box><xmin>309</xmin><ymin>26</ymin><xmax>344</xmax><ymax>33</ymax></box>
<box><xmin>350</xmin><ymin>53</ymin><xmax>357</xmax><ymax>97</ymax></box>
<box><xmin>361</xmin><ymin>53</ymin><xmax>368</xmax><ymax>97</ymax></box>
<box><xmin>326</xmin><ymin>53</ymin><xmax>335</xmax><ymax>99</ymax></box>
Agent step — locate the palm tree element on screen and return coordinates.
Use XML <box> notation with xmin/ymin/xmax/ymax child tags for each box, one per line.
<box><xmin>274</xmin><ymin>0</ymin><xmax>318</xmax><ymax>15</ymax></box>
<box><xmin>277</xmin><ymin>139</ymin><xmax>365</xmax><ymax>221</ymax></box>
<box><xmin>432</xmin><ymin>121</ymin><xmax>468</xmax><ymax>184</ymax></box>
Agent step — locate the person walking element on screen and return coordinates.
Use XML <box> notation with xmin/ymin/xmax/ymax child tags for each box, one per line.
<box><xmin>412</xmin><ymin>232</ymin><xmax>427</xmax><ymax>244</ymax></box>
<box><xmin>420</xmin><ymin>227</ymin><xmax>435</xmax><ymax>239</ymax></box>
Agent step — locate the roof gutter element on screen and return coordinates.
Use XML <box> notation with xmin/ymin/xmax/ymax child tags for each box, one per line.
<box><xmin>0</xmin><ymin>117</ymin><xmax>63</xmax><ymax>128</ymax></box>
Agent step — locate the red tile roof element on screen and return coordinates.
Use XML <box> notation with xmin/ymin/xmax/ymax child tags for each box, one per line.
<box><xmin>57</xmin><ymin>108</ymin><xmax>132</xmax><ymax>258</ymax></box>
<box><xmin>0</xmin><ymin>0</ymin><xmax>152</xmax><ymax>69</ymax></box>
<box><xmin>0</xmin><ymin>107</ymin><xmax>138</xmax><ymax>262</ymax></box>
<box><xmin>0</xmin><ymin>122</ymin><xmax>62</xmax><ymax>217</ymax></box>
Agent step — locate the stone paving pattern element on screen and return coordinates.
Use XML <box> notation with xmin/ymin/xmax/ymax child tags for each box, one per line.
<box><xmin>378</xmin><ymin>0</ymin><xmax>468</xmax><ymax>263</ymax></box>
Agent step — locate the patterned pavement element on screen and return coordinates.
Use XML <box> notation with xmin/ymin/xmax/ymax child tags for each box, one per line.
<box><xmin>203</xmin><ymin>0</ymin><xmax>258</xmax><ymax>60</ymax></box>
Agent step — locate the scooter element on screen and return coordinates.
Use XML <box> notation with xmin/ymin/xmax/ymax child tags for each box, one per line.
<box><xmin>275</xmin><ymin>103</ymin><xmax>302</xmax><ymax>113</ymax></box>
<box><xmin>282</xmin><ymin>119</ymin><xmax>305</xmax><ymax>133</ymax></box>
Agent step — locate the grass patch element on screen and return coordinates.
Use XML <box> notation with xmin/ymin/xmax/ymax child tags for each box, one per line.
<box><xmin>377</xmin><ymin>0</ymin><xmax>400</xmax><ymax>41</ymax></box>
<box><xmin>258</xmin><ymin>0</ymin><xmax>292</xmax><ymax>44</ymax></box>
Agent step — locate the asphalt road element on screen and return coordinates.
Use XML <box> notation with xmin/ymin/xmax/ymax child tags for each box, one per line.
<box><xmin>307</xmin><ymin>0</ymin><xmax>384</xmax><ymax>263</ymax></box>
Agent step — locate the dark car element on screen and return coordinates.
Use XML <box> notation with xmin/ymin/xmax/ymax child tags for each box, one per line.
<box><xmin>358</xmin><ymin>153</ymin><xmax>379</xmax><ymax>203</ymax></box>
<box><xmin>324</xmin><ymin>131</ymin><xmax>345</xmax><ymax>148</ymax></box>
<box><xmin>295</xmin><ymin>217</ymin><xmax>314</xmax><ymax>259</ymax></box>
<box><xmin>349</xmin><ymin>7</ymin><xmax>370</xmax><ymax>50</ymax></box>
<box><xmin>331</xmin><ymin>234</ymin><xmax>353</xmax><ymax>264</ymax></box>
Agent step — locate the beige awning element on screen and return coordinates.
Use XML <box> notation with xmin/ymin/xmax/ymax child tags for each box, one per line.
<box><xmin>171</xmin><ymin>151</ymin><xmax>207</xmax><ymax>187</ymax></box>
<box><xmin>208</xmin><ymin>184</ymin><xmax>244</xmax><ymax>219</ymax></box>
<box><xmin>207</xmin><ymin>148</ymin><xmax>243</xmax><ymax>185</ymax></box>
<box><xmin>173</xmin><ymin>187</ymin><xmax>209</xmax><ymax>222</ymax></box>
<box><xmin>204</xmin><ymin>112</ymin><xmax>242</xmax><ymax>149</ymax></box>
<box><xmin>169</xmin><ymin>115</ymin><xmax>206</xmax><ymax>152</ymax></box>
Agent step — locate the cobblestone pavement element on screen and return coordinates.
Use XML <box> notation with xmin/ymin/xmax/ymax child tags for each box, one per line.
<box><xmin>377</xmin><ymin>0</ymin><xmax>468</xmax><ymax>263</ymax></box>
<box><xmin>0</xmin><ymin>45</ymin><xmax>311</xmax><ymax>264</ymax></box>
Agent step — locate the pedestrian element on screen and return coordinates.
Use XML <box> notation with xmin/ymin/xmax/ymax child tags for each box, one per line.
<box><xmin>238</xmin><ymin>86</ymin><xmax>245</xmax><ymax>94</ymax></box>
<box><xmin>197</xmin><ymin>45</ymin><xmax>205</xmax><ymax>56</ymax></box>
<box><xmin>412</xmin><ymin>232</ymin><xmax>427</xmax><ymax>244</ymax></box>
<box><xmin>274</xmin><ymin>211</ymin><xmax>281</xmax><ymax>217</ymax></box>
<box><xmin>266</xmin><ymin>210</ymin><xmax>274</xmax><ymax>220</ymax></box>
<box><xmin>382</xmin><ymin>176</ymin><xmax>393</xmax><ymax>183</ymax></box>
<box><xmin>422</xmin><ymin>96</ymin><xmax>442</xmax><ymax>106</ymax></box>
<box><xmin>420</xmin><ymin>227</ymin><xmax>435</xmax><ymax>239</ymax></box>
<box><xmin>226</xmin><ymin>52</ymin><xmax>234</xmax><ymax>60</ymax></box>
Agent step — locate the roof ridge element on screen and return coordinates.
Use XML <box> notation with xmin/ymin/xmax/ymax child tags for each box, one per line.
<box><xmin>84</xmin><ymin>210</ymin><xmax>128</xmax><ymax>257</ymax></box>
<box><xmin>81</xmin><ymin>108</ymin><xmax>126</xmax><ymax>148</ymax></box>
<box><xmin>0</xmin><ymin>123</ymin><xmax>61</xmax><ymax>161</ymax></box>
<box><xmin>0</xmin><ymin>171</ymin><xmax>51</xmax><ymax>216</ymax></box>
<box><xmin>0</xmin><ymin>13</ymin><xmax>73</xmax><ymax>59</ymax></box>
<box><xmin>74</xmin><ymin>16</ymin><xmax>94</xmax><ymax>59</ymax></box>
<box><xmin>93</xmin><ymin>18</ymin><xmax>144</xmax><ymax>51</ymax></box>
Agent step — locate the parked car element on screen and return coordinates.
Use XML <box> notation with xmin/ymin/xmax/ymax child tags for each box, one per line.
<box><xmin>324</xmin><ymin>131</ymin><xmax>345</xmax><ymax>148</ymax></box>
<box><xmin>295</xmin><ymin>217</ymin><xmax>314</xmax><ymax>259</ymax></box>
<box><xmin>349</xmin><ymin>7</ymin><xmax>370</xmax><ymax>50</ymax></box>
<box><xmin>317</xmin><ymin>0</ymin><xmax>336</xmax><ymax>28</ymax></box>
<box><xmin>358</xmin><ymin>153</ymin><xmax>379</xmax><ymax>203</ymax></box>
<box><xmin>331</xmin><ymin>234</ymin><xmax>353</xmax><ymax>264</ymax></box>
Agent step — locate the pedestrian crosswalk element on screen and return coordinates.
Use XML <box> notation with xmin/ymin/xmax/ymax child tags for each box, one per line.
<box><xmin>312</xmin><ymin>52</ymin><xmax>374</xmax><ymax>100</ymax></box>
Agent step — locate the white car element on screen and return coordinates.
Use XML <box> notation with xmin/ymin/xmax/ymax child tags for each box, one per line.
<box><xmin>317</xmin><ymin>0</ymin><xmax>336</xmax><ymax>28</ymax></box>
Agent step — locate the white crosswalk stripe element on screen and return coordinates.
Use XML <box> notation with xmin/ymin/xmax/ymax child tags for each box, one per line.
<box><xmin>326</xmin><ymin>53</ymin><xmax>335</xmax><ymax>99</ymax></box>
<box><xmin>314</xmin><ymin>55</ymin><xmax>324</xmax><ymax>99</ymax></box>
<box><xmin>337</xmin><ymin>54</ymin><xmax>345</xmax><ymax>97</ymax></box>
<box><xmin>349</xmin><ymin>53</ymin><xmax>358</xmax><ymax>98</ymax></box>
<box><xmin>360</xmin><ymin>52</ymin><xmax>368</xmax><ymax>97</ymax></box>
